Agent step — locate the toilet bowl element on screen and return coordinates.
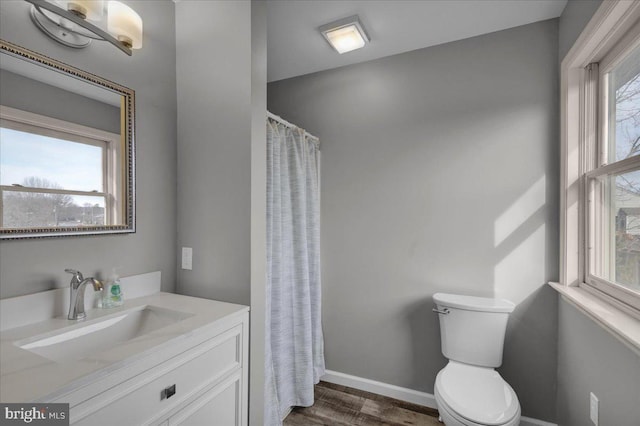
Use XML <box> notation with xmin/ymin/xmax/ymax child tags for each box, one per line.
<box><xmin>433</xmin><ymin>293</ymin><xmax>521</xmax><ymax>426</ymax></box>
<box><xmin>434</xmin><ymin>361</ymin><xmax>520</xmax><ymax>426</ymax></box>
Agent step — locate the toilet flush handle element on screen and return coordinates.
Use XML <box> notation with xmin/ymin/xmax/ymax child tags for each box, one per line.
<box><xmin>432</xmin><ymin>307</ymin><xmax>450</xmax><ymax>315</ymax></box>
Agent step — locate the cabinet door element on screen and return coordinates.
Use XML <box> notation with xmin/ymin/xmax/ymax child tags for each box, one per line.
<box><xmin>169</xmin><ymin>372</ymin><xmax>242</xmax><ymax>426</ymax></box>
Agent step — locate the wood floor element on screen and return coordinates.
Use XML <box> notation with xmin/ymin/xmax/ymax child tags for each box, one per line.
<box><xmin>283</xmin><ymin>381</ymin><xmax>442</xmax><ymax>426</ymax></box>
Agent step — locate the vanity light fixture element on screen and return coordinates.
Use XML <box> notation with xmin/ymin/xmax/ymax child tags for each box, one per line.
<box><xmin>26</xmin><ymin>0</ymin><xmax>142</xmax><ymax>56</ymax></box>
<box><xmin>319</xmin><ymin>15</ymin><xmax>370</xmax><ymax>54</ymax></box>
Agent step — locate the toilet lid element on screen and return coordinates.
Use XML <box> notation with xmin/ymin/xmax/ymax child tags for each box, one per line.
<box><xmin>436</xmin><ymin>362</ymin><xmax>520</xmax><ymax>426</ymax></box>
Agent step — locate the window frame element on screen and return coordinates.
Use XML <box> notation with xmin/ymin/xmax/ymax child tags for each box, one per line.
<box><xmin>583</xmin><ymin>36</ymin><xmax>640</xmax><ymax>312</ymax></box>
<box><xmin>560</xmin><ymin>0</ymin><xmax>640</xmax><ymax>320</ymax></box>
<box><xmin>0</xmin><ymin>105</ymin><xmax>121</xmax><ymax>229</ymax></box>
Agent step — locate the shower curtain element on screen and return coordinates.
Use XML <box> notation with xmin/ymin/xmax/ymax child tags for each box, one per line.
<box><xmin>265</xmin><ymin>117</ymin><xmax>325</xmax><ymax>425</ymax></box>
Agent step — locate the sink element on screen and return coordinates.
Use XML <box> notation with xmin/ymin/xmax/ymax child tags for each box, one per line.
<box><xmin>15</xmin><ymin>305</ymin><xmax>193</xmax><ymax>362</ymax></box>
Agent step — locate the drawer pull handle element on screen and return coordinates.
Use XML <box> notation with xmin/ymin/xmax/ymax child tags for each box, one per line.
<box><xmin>161</xmin><ymin>384</ymin><xmax>176</xmax><ymax>400</ymax></box>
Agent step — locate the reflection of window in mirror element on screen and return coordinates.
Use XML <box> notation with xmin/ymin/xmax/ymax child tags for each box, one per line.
<box><xmin>0</xmin><ymin>106</ymin><xmax>122</xmax><ymax>229</ymax></box>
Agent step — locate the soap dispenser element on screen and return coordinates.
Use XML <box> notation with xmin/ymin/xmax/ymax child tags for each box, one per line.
<box><xmin>103</xmin><ymin>268</ymin><xmax>124</xmax><ymax>308</ymax></box>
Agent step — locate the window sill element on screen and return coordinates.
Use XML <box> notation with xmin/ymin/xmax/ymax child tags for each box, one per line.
<box><xmin>549</xmin><ymin>282</ymin><xmax>640</xmax><ymax>356</ymax></box>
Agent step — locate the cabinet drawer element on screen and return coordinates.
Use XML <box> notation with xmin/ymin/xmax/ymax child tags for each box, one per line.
<box><xmin>168</xmin><ymin>371</ymin><xmax>241</xmax><ymax>426</ymax></box>
<box><xmin>72</xmin><ymin>325</ymin><xmax>242</xmax><ymax>425</ymax></box>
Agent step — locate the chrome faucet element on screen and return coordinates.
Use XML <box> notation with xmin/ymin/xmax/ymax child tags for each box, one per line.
<box><xmin>65</xmin><ymin>269</ymin><xmax>103</xmax><ymax>320</ymax></box>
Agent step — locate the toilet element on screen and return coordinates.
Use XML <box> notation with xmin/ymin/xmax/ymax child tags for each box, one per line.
<box><xmin>433</xmin><ymin>293</ymin><xmax>521</xmax><ymax>426</ymax></box>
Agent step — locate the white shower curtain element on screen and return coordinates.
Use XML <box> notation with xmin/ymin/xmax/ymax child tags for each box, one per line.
<box><xmin>265</xmin><ymin>117</ymin><xmax>325</xmax><ymax>425</ymax></box>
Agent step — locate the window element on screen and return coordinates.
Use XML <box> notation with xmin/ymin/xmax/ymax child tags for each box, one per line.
<box><xmin>585</xmin><ymin>40</ymin><xmax>640</xmax><ymax>311</ymax></box>
<box><xmin>560</xmin><ymin>1</ymin><xmax>640</xmax><ymax>320</ymax></box>
<box><xmin>0</xmin><ymin>107</ymin><xmax>121</xmax><ymax>230</ymax></box>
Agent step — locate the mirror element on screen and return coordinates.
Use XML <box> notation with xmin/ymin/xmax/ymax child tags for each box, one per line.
<box><xmin>0</xmin><ymin>39</ymin><xmax>135</xmax><ymax>239</ymax></box>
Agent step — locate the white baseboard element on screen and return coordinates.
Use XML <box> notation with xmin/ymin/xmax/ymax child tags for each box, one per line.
<box><xmin>520</xmin><ymin>417</ymin><xmax>557</xmax><ymax>426</ymax></box>
<box><xmin>321</xmin><ymin>369</ymin><xmax>437</xmax><ymax>409</ymax></box>
<box><xmin>321</xmin><ymin>370</ymin><xmax>557</xmax><ymax>426</ymax></box>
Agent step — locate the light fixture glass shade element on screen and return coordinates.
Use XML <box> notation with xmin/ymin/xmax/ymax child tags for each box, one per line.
<box><xmin>58</xmin><ymin>0</ymin><xmax>104</xmax><ymax>21</ymax></box>
<box><xmin>107</xmin><ymin>1</ymin><xmax>143</xmax><ymax>49</ymax></box>
<box><xmin>325</xmin><ymin>25</ymin><xmax>366</xmax><ymax>54</ymax></box>
<box><xmin>319</xmin><ymin>15</ymin><xmax>370</xmax><ymax>54</ymax></box>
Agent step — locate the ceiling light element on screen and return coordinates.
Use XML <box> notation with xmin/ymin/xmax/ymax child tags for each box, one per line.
<box><xmin>319</xmin><ymin>15</ymin><xmax>370</xmax><ymax>54</ymax></box>
<box><xmin>27</xmin><ymin>0</ymin><xmax>142</xmax><ymax>55</ymax></box>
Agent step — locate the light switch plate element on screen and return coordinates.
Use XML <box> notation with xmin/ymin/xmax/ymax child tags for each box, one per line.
<box><xmin>590</xmin><ymin>392</ymin><xmax>598</xmax><ymax>425</ymax></box>
<box><xmin>181</xmin><ymin>247</ymin><xmax>192</xmax><ymax>270</ymax></box>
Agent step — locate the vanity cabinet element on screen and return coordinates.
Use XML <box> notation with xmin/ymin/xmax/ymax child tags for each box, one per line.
<box><xmin>0</xmin><ymin>276</ymin><xmax>250</xmax><ymax>425</ymax></box>
<box><xmin>53</xmin><ymin>311</ymin><xmax>248</xmax><ymax>426</ymax></box>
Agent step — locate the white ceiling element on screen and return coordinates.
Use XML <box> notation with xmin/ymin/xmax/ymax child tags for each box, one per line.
<box><xmin>266</xmin><ymin>0</ymin><xmax>567</xmax><ymax>82</ymax></box>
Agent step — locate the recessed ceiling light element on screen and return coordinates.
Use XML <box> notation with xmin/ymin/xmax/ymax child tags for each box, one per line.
<box><xmin>319</xmin><ymin>15</ymin><xmax>370</xmax><ymax>54</ymax></box>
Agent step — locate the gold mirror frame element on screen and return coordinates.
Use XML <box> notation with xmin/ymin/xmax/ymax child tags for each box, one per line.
<box><xmin>0</xmin><ymin>39</ymin><xmax>135</xmax><ymax>239</ymax></box>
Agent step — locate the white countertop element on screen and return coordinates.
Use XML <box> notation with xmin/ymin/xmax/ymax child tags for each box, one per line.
<box><xmin>0</xmin><ymin>292</ymin><xmax>249</xmax><ymax>403</ymax></box>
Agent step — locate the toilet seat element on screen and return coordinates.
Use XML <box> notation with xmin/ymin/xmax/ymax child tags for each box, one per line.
<box><xmin>436</xmin><ymin>387</ymin><xmax>520</xmax><ymax>426</ymax></box>
<box><xmin>435</xmin><ymin>361</ymin><xmax>520</xmax><ymax>426</ymax></box>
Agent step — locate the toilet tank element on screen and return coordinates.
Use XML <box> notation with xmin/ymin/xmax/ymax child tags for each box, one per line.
<box><xmin>433</xmin><ymin>293</ymin><xmax>515</xmax><ymax>368</ymax></box>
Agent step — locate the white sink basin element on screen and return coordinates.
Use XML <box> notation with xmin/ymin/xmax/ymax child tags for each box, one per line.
<box><xmin>15</xmin><ymin>305</ymin><xmax>193</xmax><ymax>362</ymax></box>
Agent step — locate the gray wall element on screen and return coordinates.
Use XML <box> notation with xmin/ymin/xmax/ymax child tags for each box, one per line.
<box><xmin>250</xmin><ymin>1</ymin><xmax>268</xmax><ymax>424</ymax></box>
<box><xmin>558</xmin><ymin>0</ymin><xmax>603</xmax><ymax>61</ymax></box>
<box><xmin>268</xmin><ymin>20</ymin><xmax>560</xmax><ymax>422</ymax></box>
<box><xmin>0</xmin><ymin>69</ymin><xmax>120</xmax><ymax>134</ymax></box>
<box><xmin>556</xmin><ymin>2</ymin><xmax>640</xmax><ymax>426</ymax></box>
<box><xmin>556</xmin><ymin>301</ymin><xmax>640</xmax><ymax>426</ymax></box>
<box><xmin>0</xmin><ymin>0</ymin><xmax>177</xmax><ymax>298</ymax></box>
<box><xmin>175</xmin><ymin>1</ymin><xmax>263</xmax><ymax>420</ymax></box>
<box><xmin>175</xmin><ymin>0</ymin><xmax>251</xmax><ymax>305</ymax></box>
